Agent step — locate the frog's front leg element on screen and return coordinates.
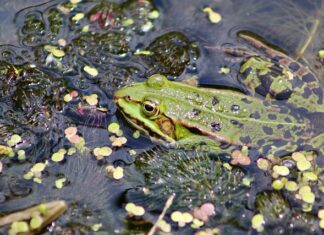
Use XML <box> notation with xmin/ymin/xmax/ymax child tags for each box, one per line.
<box><xmin>174</xmin><ymin>135</ymin><xmax>236</xmax><ymax>156</ymax></box>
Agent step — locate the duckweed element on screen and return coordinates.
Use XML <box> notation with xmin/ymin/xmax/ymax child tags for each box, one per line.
<box><xmin>303</xmin><ymin>172</ymin><xmax>318</xmax><ymax>181</ymax></box>
<box><xmin>318</xmin><ymin>50</ymin><xmax>324</xmax><ymax>58</ymax></box>
<box><xmin>55</xmin><ymin>178</ymin><xmax>66</xmax><ymax>189</ymax></box>
<box><xmin>125</xmin><ymin>203</ymin><xmax>145</xmax><ymax>216</ymax></box>
<box><xmin>157</xmin><ymin>220</ymin><xmax>171</xmax><ymax>233</ymax></box>
<box><xmin>84</xmin><ymin>65</ymin><xmax>98</xmax><ymax>77</ymax></box>
<box><xmin>7</xmin><ymin>134</ymin><xmax>22</xmax><ymax>147</ymax></box>
<box><xmin>296</xmin><ymin>160</ymin><xmax>311</xmax><ymax>171</ymax></box>
<box><xmin>72</xmin><ymin>13</ymin><xmax>85</xmax><ymax>22</ymax></box>
<box><xmin>30</xmin><ymin>216</ymin><xmax>43</xmax><ymax>229</ymax></box>
<box><xmin>51</xmin><ymin>152</ymin><xmax>65</xmax><ymax>162</ymax></box>
<box><xmin>132</xmin><ymin>130</ymin><xmax>140</xmax><ymax>139</ymax></box>
<box><xmin>84</xmin><ymin>94</ymin><xmax>98</xmax><ymax>106</ymax></box>
<box><xmin>251</xmin><ymin>213</ymin><xmax>264</xmax><ymax>232</ymax></box>
<box><xmin>93</xmin><ymin>146</ymin><xmax>112</xmax><ymax>160</ymax></box>
<box><xmin>17</xmin><ymin>150</ymin><xmax>26</xmax><ymax>160</ymax></box>
<box><xmin>148</xmin><ymin>10</ymin><xmax>160</xmax><ymax>19</ymax></box>
<box><xmin>219</xmin><ymin>66</ymin><xmax>230</xmax><ymax>74</ymax></box>
<box><xmin>9</xmin><ymin>221</ymin><xmax>29</xmax><ymax>234</ymax></box>
<box><xmin>171</xmin><ymin>211</ymin><xmax>193</xmax><ymax>227</ymax></box>
<box><xmin>203</xmin><ymin>7</ymin><xmax>222</xmax><ymax>24</ymax></box>
<box><xmin>257</xmin><ymin>158</ymin><xmax>269</xmax><ymax>171</ymax></box>
<box><xmin>284</xmin><ymin>181</ymin><xmax>298</xmax><ymax>191</ymax></box>
<box><xmin>44</xmin><ymin>45</ymin><xmax>65</xmax><ymax>58</ymax></box>
<box><xmin>108</xmin><ymin>123</ymin><xmax>120</xmax><ymax>134</ymax></box>
<box><xmin>272</xmin><ymin>179</ymin><xmax>284</xmax><ymax>190</ymax></box>
<box><xmin>91</xmin><ymin>223</ymin><xmax>102</xmax><ymax>232</ymax></box>
<box><xmin>273</xmin><ymin>165</ymin><xmax>290</xmax><ymax>176</ymax></box>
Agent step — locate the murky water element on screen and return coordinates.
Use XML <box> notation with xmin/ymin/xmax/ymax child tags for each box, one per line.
<box><xmin>0</xmin><ymin>0</ymin><xmax>323</xmax><ymax>234</ymax></box>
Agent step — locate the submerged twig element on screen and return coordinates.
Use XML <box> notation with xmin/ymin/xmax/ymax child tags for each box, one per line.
<box><xmin>296</xmin><ymin>18</ymin><xmax>320</xmax><ymax>60</ymax></box>
<box><xmin>147</xmin><ymin>194</ymin><xmax>175</xmax><ymax>235</ymax></box>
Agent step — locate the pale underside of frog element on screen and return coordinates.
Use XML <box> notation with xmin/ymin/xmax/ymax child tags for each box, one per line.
<box><xmin>114</xmin><ymin>34</ymin><xmax>324</xmax><ymax>158</ymax></box>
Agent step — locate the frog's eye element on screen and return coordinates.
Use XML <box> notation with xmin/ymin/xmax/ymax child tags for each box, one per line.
<box><xmin>142</xmin><ymin>100</ymin><xmax>159</xmax><ymax>117</ymax></box>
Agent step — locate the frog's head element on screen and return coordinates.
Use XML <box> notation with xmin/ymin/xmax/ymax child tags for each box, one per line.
<box><xmin>114</xmin><ymin>74</ymin><xmax>176</xmax><ymax>144</ymax></box>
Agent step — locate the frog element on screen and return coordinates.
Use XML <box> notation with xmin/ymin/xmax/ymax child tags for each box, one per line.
<box><xmin>114</xmin><ymin>34</ymin><xmax>324</xmax><ymax>158</ymax></box>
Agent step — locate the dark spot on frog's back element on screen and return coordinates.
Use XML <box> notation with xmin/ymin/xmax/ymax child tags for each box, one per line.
<box><xmin>313</xmin><ymin>87</ymin><xmax>324</xmax><ymax>104</ymax></box>
<box><xmin>231</xmin><ymin>120</ymin><xmax>243</xmax><ymax>128</ymax></box>
<box><xmin>271</xmin><ymin>55</ymin><xmax>283</xmax><ymax>63</ymax></box>
<box><xmin>262</xmin><ymin>126</ymin><xmax>273</xmax><ymax>135</ymax></box>
<box><xmin>250</xmin><ymin>112</ymin><xmax>260</xmax><ymax>119</ymax></box>
<box><xmin>240</xmin><ymin>136</ymin><xmax>251</xmax><ymax>144</ymax></box>
<box><xmin>268</xmin><ymin>114</ymin><xmax>277</xmax><ymax>120</ymax></box>
<box><xmin>302</xmin><ymin>87</ymin><xmax>312</xmax><ymax>99</ymax></box>
<box><xmin>241</xmin><ymin>98</ymin><xmax>252</xmax><ymax>104</ymax></box>
<box><xmin>231</xmin><ymin>104</ymin><xmax>240</xmax><ymax>112</ymax></box>
<box><xmin>288</xmin><ymin>62</ymin><xmax>300</xmax><ymax>72</ymax></box>
<box><xmin>211</xmin><ymin>122</ymin><xmax>221</xmax><ymax>132</ymax></box>
<box><xmin>302</xmin><ymin>73</ymin><xmax>316</xmax><ymax>83</ymax></box>
<box><xmin>284</xmin><ymin>130</ymin><xmax>292</xmax><ymax>139</ymax></box>
<box><xmin>192</xmin><ymin>109</ymin><xmax>200</xmax><ymax>116</ymax></box>
<box><xmin>212</xmin><ymin>96</ymin><xmax>219</xmax><ymax>106</ymax></box>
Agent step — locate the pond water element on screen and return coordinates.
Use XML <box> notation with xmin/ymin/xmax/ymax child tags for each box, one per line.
<box><xmin>0</xmin><ymin>0</ymin><xmax>323</xmax><ymax>234</ymax></box>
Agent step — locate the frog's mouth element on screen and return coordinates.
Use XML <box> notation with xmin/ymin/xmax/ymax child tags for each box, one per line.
<box><xmin>114</xmin><ymin>96</ymin><xmax>175</xmax><ymax>145</ymax></box>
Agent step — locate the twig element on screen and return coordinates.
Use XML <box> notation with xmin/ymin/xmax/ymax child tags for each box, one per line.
<box><xmin>147</xmin><ymin>193</ymin><xmax>175</xmax><ymax>235</ymax></box>
<box><xmin>296</xmin><ymin>18</ymin><xmax>320</xmax><ymax>60</ymax></box>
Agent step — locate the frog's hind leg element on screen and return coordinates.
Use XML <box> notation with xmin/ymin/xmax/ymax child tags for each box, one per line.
<box><xmin>225</xmin><ymin>34</ymin><xmax>324</xmax><ymax>112</ymax></box>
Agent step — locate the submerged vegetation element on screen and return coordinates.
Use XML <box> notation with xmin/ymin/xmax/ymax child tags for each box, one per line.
<box><xmin>0</xmin><ymin>0</ymin><xmax>324</xmax><ymax>234</ymax></box>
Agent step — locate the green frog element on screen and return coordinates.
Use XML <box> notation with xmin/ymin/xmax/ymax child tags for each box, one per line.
<box><xmin>114</xmin><ymin>34</ymin><xmax>324</xmax><ymax>158</ymax></box>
